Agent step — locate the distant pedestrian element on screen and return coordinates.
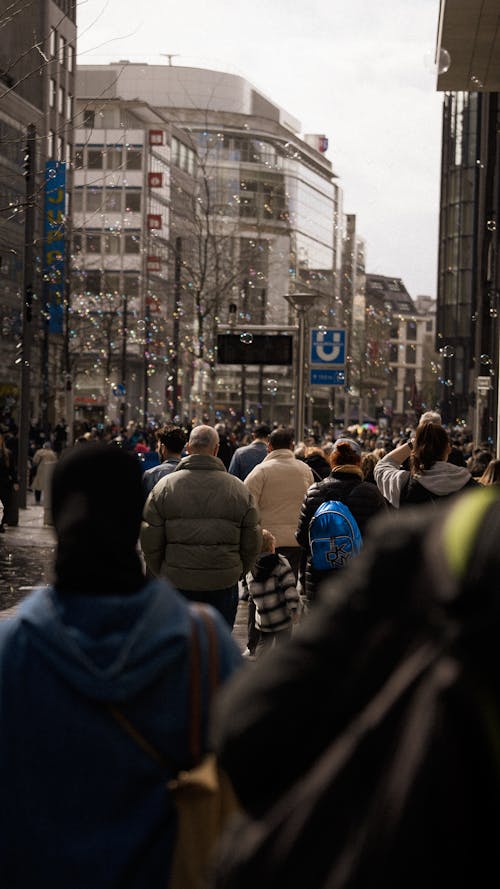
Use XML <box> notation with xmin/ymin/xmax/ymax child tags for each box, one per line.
<box><xmin>214</xmin><ymin>423</ymin><xmax>236</xmax><ymax>470</ymax></box>
<box><xmin>479</xmin><ymin>458</ymin><xmax>500</xmax><ymax>486</ymax></box>
<box><xmin>141</xmin><ymin>424</ymin><xmax>261</xmax><ymax>627</ymax></box>
<box><xmin>142</xmin><ymin>425</ymin><xmax>187</xmax><ymax>498</ymax></box>
<box><xmin>228</xmin><ymin>424</ymin><xmax>271</xmax><ymax>481</ymax></box>
<box><xmin>32</xmin><ymin>441</ymin><xmax>58</xmax><ymax>504</ymax></box>
<box><xmin>0</xmin><ymin>442</ymin><xmax>241</xmax><ymax>888</ymax></box>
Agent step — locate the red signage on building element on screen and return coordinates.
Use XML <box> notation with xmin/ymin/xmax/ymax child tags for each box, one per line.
<box><xmin>148</xmin><ymin>172</ymin><xmax>163</xmax><ymax>188</ymax></box>
<box><xmin>149</xmin><ymin>130</ymin><xmax>164</xmax><ymax>145</ymax></box>
<box><xmin>147</xmin><ymin>214</ymin><xmax>162</xmax><ymax>230</ymax></box>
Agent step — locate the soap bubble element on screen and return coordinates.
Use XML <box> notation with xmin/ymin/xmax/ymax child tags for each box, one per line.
<box><xmin>240</xmin><ymin>332</ymin><xmax>253</xmax><ymax>344</ymax></box>
<box><xmin>441</xmin><ymin>345</ymin><xmax>455</xmax><ymax>358</ymax></box>
<box><xmin>480</xmin><ymin>354</ymin><xmax>492</xmax><ymax>366</ymax></box>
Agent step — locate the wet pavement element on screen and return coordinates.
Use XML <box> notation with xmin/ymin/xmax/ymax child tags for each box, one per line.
<box><xmin>0</xmin><ymin>495</ymin><xmax>248</xmax><ymax>650</ymax></box>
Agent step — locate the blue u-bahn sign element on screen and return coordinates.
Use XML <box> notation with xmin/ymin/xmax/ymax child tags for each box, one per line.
<box><xmin>310</xmin><ymin>328</ymin><xmax>345</xmax><ymax>366</ymax></box>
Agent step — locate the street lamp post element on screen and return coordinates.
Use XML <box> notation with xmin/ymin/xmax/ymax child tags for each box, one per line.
<box><xmin>283</xmin><ymin>292</ymin><xmax>319</xmax><ymax>444</ymax></box>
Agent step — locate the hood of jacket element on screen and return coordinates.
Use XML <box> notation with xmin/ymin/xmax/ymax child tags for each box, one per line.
<box><xmin>414</xmin><ymin>461</ymin><xmax>473</xmax><ymax>496</ymax></box>
<box><xmin>175</xmin><ymin>453</ymin><xmax>227</xmax><ymax>473</ymax></box>
<box><xmin>251</xmin><ymin>551</ymin><xmax>280</xmax><ymax>581</ymax></box>
<box><xmin>14</xmin><ymin>578</ymin><xmax>193</xmax><ymax>703</ymax></box>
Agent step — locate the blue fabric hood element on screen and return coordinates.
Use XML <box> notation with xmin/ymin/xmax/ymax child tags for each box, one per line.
<box><xmin>16</xmin><ymin>578</ymin><xmax>192</xmax><ymax>703</ymax></box>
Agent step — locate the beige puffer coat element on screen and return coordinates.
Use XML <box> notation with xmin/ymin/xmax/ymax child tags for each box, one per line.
<box><xmin>244</xmin><ymin>449</ymin><xmax>315</xmax><ymax>546</ymax></box>
<box><xmin>140</xmin><ymin>453</ymin><xmax>262</xmax><ymax>591</ymax></box>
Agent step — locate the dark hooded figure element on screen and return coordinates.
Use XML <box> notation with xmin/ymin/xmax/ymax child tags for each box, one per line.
<box><xmin>0</xmin><ymin>443</ymin><xmax>241</xmax><ymax>889</ymax></box>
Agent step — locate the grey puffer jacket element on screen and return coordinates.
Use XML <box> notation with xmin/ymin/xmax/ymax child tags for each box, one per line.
<box><xmin>140</xmin><ymin>454</ymin><xmax>262</xmax><ymax>591</ymax></box>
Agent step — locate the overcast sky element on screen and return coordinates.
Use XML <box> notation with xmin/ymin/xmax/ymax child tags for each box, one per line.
<box><xmin>77</xmin><ymin>0</ymin><xmax>444</xmax><ymax>299</ymax></box>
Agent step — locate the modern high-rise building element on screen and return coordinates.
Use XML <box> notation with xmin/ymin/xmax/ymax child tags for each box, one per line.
<box><xmin>75</xmin><ymin>63</ymin><xmax>341</xmax><ymax>427</ymax></box>
<box><xmin>0</xmin><ymin>0</ymin><xmax>77</xmax><ymax>426</ymax></box>
<box><xmin>435</xmin><ymin>0</ymin><xmax>500</xmax><ymax>445</ymax></box>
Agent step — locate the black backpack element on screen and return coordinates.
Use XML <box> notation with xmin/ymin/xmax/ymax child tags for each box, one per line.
<box><xmin>210</xmin><ymin>488</ymin><xmax>500</xmax><ymax>889</ymax></box>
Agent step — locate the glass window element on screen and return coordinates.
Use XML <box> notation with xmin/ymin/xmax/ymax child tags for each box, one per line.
<box><xmin>390</xmin><ymin>325</ymin><xmax>399</xmax><ymax>338</ymax></box>
<box><xmin>66</xmin><ymin>94</ymin><xmax>73</xmax><ymax>121</ymax></box>
<box><xmin>58</xmin><ymin>35</ymin><xmax>66</xmax><ymax>66</ymax></box>
<box><xmin>106</xmin><ymin>148</ymin><xmax>123</xmax><ymax>170</ymax></box>
<box><xmin>67</xmin><ymin>44</ymin><xmax>75</xmax><ymax>73</ymax></box>
<box><xmin>86</xmin><ymin>190</ymin><xmax>103</xmax><ymax>212</ymax></box>
<box><xmin>87</xmin><ymin>149</ymin><xmax>103</xmax><ymax>169</ymax></box>
<box><xmin>123</xmin><ymin>273</ymin><xmax>140</xmax><ymax>295</ymax></box>
<box><xmin>124</xmin><ymin>234</ymin><xmax>141</xmax><ymax>253</ymax></box>
<box><xmin>49</xmin><ymin>79</ymin><xmax>56</xmax><ymax>108</ymax></box>
<box><xmin>104</xmin><ymin>189</ymin><xmax>121</xmax><ymax>211</ymax></box>
<box><xmin>85</xmin><ymin>271</ymin><xmax>101</xmax><ymax>294</ymax></box>
<box><xmin>74</xmin><ymin>148</ymin><xmax>84</xmax><ymax>169</ymax></box>
<box><xmin>389</xmin><ymin>344</ymin><xmax>398</xmax><ymax>363</ymax></box>
<box><xmin>104</xmin><ymin>234</ymin><xmax>121</xmax><ymax>255</ymax></box>
<box><xmin>102</xmin><ymin>273</ymin><xmax>120</xmax><ymax>294</ymax></box>
<box><xmin>72</xmin><ymin>190</ymin><xmax>83</xmax><ymax>212</ymax></box>
<box><xmin>49</xmin><ymin>28</ymin><xmax>56</xmax><ymax>58</ymax></box>
<box><xmin>57</xmin><ymin>136</ymin><xmax>64</xmax><ymax>161</ymax></box>
<box><xmin>406</xmin><ymin>320</ymin><xmax>417</xmax><ymax>340</ymax></box>
<box><xmin>125</xmin><ymin>190</ymin><xmax>141</xmax><ymax>212</ymax></box>
<box><xmin>86</xmin><ymin>234</ymin><xmax>101</xmax><ymax>253</ymax></box>
<box><xmin>126</xmin><ymin>149</ymin><xmax>142</xmax><ymax>170</ymax></box>
<box><xmin>83</xmin><ymin>109</ymin><xmax>95</xmax><ymax>129</ymax></box>
<box><xmin>405</xmin><ymin>345</ymin><xmax>416</xmax><ymax>365</ymax></box>
<box><xmin>72</xmin><ymin>233</ymin><xmax>82</xmax><ymax>252</ymax></box>
<box><xmin>48</xmin><ymin>130</ymin><xmax>56</xmax><ymax>158</ymax></box>
<box><xmin>58</xmin><ymin>86</ymin><xmax>65</xmax><ymax>115</ymax></box>
<box><xmin>426</xmin><ymin>319</ymin><xmax>433</xmax><ymax>332</ymax></box>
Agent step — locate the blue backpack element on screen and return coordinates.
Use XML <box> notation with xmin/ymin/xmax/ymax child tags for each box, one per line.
<box><xmin>308</xmin><ymin>500</ymin><xmax>362</xmax><ymax>570</ymax></box>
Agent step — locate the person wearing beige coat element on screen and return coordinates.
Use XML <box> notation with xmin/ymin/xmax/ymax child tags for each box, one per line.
<box><xmin>244</xmin><ymin>427</ymin><xmax>314</xmax><ymax>580</ymax></box>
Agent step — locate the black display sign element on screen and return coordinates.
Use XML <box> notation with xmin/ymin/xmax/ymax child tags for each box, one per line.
<box><xmin>216</xmin><ymin>334</ymin><xmax>293</xmax><ymax>366</ymax></box>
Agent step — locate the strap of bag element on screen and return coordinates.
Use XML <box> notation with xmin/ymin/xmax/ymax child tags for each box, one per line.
<box><xmin>109</xmin><ymin>604</ymin><xmax>219</xmax><ymax>772</ymax></box>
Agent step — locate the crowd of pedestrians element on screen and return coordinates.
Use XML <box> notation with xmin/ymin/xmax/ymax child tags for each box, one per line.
<box><xmin>0</xmin><ymin>409</ymin><xmax>500</xmax><ymax>886</ymax></box>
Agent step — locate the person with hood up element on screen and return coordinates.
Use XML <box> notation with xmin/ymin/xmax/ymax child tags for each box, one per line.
<box><xmin>0</xmin><ymin>442</ymin><xmax>241</xmax><ymax>889</ymax></box>
<box><xmin>374</xmin><ymin>420</ymin><xmax>478</xmax><ymax>508</ymax></box>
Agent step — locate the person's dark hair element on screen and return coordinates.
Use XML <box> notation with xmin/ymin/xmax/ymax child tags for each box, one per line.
<box><xmin>447</xmin><ymin>445</ymin><xmax>467</xmax><ymax>468</ymax></box>
<box><xmin>51</xmin><ymin>443</ymin><xmax>144</xmax><ymax>595</ymax></box>
<box><xmin>330</xmin><ymin>440</ymin><xmax>361</xmax><ymax>468</ymax></box>
<box><xmin>253</xmin><ymin>423</ymin><xmax>271</xmax><ymax>439</ymax></box>
<box><xmin>411</xmin><ymin>422</ymin><xmax>450</xmax><ymax>473</ymax></box>
<box><xmin>468</xmin><ymin>449</ymin><xmax>494</xmax><ymax>478</ymax></box>
<box><xmin>269</xmin><ymin>426</ymin><xmax>294</xmax><ymax>450</ymax></box>
<box><xmin>155</xmin><ymin>425</ymin><xmax>186</xmax><ymax>454</ymax></box>
<box><xmin>361</xmin><ymin>451</ymin><xmax>378</xmax><ymax>481</ymax></box>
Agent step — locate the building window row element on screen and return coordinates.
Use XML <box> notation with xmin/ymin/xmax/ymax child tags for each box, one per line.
<box><xmin>49</xmin><ymin>28</ymin><xmax>75</xmax><ymax>71</ymax></box>
<box><xmin>73</xmin><ymin>270</ymin><xmax>140</xmax><ymax>296</ymax></box>
<box><xmin>73</xmin><ymin>231</ymin><xmax>142</xmax><ymax>254</ymax></box>
<box><xmin>75</xmin><ymin>146</ymin><xmax>143</xmax><ymax>171</ymax></box>
<box><xmin>72</xmin><ymin>188</ymin><xmax>142</xmax><ymax>213</ymax></box>
<box><xmin>171</xmin><ymin>137</ymin><xmax>196</xmax><ymax>175</ymax></box>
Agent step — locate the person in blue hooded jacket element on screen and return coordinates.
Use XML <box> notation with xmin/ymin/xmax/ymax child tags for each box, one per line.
<box><xmin>0</xmin><ymin>442</ymin><xmax>242</xmax><ymax>889</ymax></box>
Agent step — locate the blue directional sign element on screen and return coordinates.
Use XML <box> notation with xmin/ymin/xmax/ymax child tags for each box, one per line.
<box><xmin>310</xmin><ymin>329</ymin><xmax>345</xmax><ymax>366</ymax></box>
<box><xmin>310</xmin><ymin>368</ymin><xmax>345</xmax><ymax>386</ymax></box>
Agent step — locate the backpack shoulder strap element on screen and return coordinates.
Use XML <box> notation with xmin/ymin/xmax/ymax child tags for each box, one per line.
<box><xmin>109</xmin><ymin>605</ymin><xmax>219</xmax><ymax>770</ymax></box>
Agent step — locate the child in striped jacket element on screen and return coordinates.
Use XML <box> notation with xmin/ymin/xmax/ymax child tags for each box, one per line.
<box><xmin>246</xmin><ymin>529</ymin><xmax>300</xmax><ymax>658</ymax></box>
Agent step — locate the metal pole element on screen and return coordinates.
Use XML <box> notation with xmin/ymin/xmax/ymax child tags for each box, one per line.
<box><xmin>18</xmin><ymin>124</ymin><xmax>36</xmax><ymax>509</ymax></box>
<box><xmin>172</xmin><ymin>237</ymin><xmax>182</xmax><ymax>420</ymax></box>
<box><xmin>296</xmin><ymin>308</ymin><xmax>306</xmax><ymax>444</ymax></box>
<box><xmin>120</xmin><ymin>294</ymin><xmax>128</xmax><ymax>430</ymax></box>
